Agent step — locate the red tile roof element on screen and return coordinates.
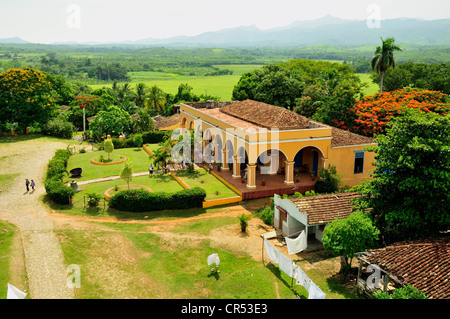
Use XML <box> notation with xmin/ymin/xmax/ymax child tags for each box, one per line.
<box><xmin>220</xmin><ymin>99</ymin><xmax>313</xmax><ymax>130</ymax></box>
<box><xmin>183</xmin><ymin>99</ymin><xmax>376</xmax><ymax>147</ymax></box>
<box><xmin>358</xmin><ymin>235</ymin><xmax>450</xmax><ymax>299</ymax></box>
<box><xmin>330</xmin><ymin>127</ymin><xmax>375</xmax><ymax>147</ymax></box>
<box><xmin>289</xmin><ymin>192</ymin><xmax>361</xmax><ymax>225</ymax></box>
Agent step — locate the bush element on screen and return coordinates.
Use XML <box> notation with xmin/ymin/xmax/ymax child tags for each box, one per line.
<box><xmin>315</xmin><ymin>165</ymin><xmax>341</xmax><ymax>194</ymax></box>
<box><xmin>42</xmin><ymin>117</ymin><xmax>74</xmax><ymax>138</ymax></box>
<box><xmin>44</xmin><ymin>178</ymin><xmax>75</xmax><ymax>205</ymax></box>
<box><xmin>372</xmin><ymin>285</ymin><xmax>427</xmax><ymax>299</ymax></box>
<box><xmin>238</xmin><ymin>213</ymin><xmax>251</xmax><ymax>232</ymax></box>
<box><xmin>133</xmin><ymin>134</ymin><xmax>143</xmax><ymax>148</ymax></box>
<box><xmin>142</xmin><ymin>130</ymin><xmax>171</xmax><ymax>144</ymax></box>
<box><xmin>44</xmin><ymin>148</ymin><xmax>74</xmax><ymax>205</ymax></box>
<box><xmin>108</xmin><ymin>187</ymin><xmax>206</xmax><ymax>212</ymax></box>
<box><xmin>87</xmin><ymin>192</ymin><xmax>102</xmax><ymax>207</ymax></box>
<box><xmin>253</xmin><ymin>205</ymin><xmax>274</xmax><ymax>225</ymax></box>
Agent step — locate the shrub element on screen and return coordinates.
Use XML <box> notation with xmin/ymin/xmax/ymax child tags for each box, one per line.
<box><xmin>44</xmin><ymin>148</ymin><xmax>74</xmax><ymax>205</ymax></box>
<box><xmin>87</xmin><ymin>192</ymin><xmax>102</xmax><ymax>207</ymax></box>
<box><xmin>315</xmin><ymin>165</ymin><xmax>342</xmax><ymax>194</ymax></box>
<box><xmin>108</xmin><ymin>187</ymin><xmax>206</xmax><ymax>212</ymax></box>
<box><xmin>238</xmin><ymin>213</ymin><xmax>251</xmax><ymax>232</ymax></box>
<box><xmin>42</xmin><ymin>117</ymin><xmax>74</xmax><ymax>139</ymax></box>
<box><xmin>133</xmin><ymin>134</ymin><xmax>143</xmax><ymax>148</ymax></box>
<box><xmin>44</xmin><ymin>178</ymin><xmax>75</xmax><ymax>205</ymax></box>
<box><xmin>372</xmin><ymin>285</ymin><xmax>427</xmax><ymax>299</ymax></box>
<box><xmin>142</xmin><ymin>130</ymin><xmax>171</xmax><ymax>144</ymax></box>
<box><xmin>253</xmin><ymin>205</ymin><xmax>274</xmax><ymax>226</ymax></box>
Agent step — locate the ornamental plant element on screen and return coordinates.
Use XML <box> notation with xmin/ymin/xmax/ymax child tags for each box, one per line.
<box><xmin>344</xmin><ymin>88</ymin><xmax>449</xmax><ymax>137</ymax></box>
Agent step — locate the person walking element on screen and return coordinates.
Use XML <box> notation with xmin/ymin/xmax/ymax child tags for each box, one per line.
<box><xmin>25</xmin><ymin>179</ymin><xmax>30</xmax><ymax>192</ymax></box>
<box><xmin>149</xmin><ymin>163</ymin><xmax>153</xmax><ymax>177</ymax></box>
<box><xmin>30</xmin><ymin>179</ymin><xmax>35</xmax><ymax>191</ymax></box>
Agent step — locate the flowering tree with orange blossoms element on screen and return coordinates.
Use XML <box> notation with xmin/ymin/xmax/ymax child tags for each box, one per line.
<box><xmin>344</xmin><ymin>88</ymin><xmax>449</xmax><ymax>137</ymax></box>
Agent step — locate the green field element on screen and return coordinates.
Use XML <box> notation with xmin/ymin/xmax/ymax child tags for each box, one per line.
<box><xmin>90</xmin><ymin>64</ymin><xmax>265</xmax><ymax>101</ymax></box>
<box><xmin>357</xmin><ymin>73</ymin><xmax>379</xmax><ymax>96</ymax></box>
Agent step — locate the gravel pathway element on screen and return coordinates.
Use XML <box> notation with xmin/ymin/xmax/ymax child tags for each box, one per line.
<box><xmin>0</xmin><ymin>137</ymin><xmax>75</xmax><ymax>299</ymax></box>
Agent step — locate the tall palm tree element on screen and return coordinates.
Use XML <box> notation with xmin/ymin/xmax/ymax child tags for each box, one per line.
<box><xmin>145</xmin><ymin>85</ymin><xmax>166</xmax><ymax>114</ymax></box>
<box><xmin>371</xmin><ymin>37</ymin><xmax>402</xmax><ymax>93</ymax></box>
<box><xmin>134</xmin><ymin>82</ymin><xmax>147</xmax><ymax>108</ymax></box>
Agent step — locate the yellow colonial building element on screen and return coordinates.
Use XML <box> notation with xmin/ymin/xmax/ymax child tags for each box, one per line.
<box><xmin>178</xmin><ymin>100</ymin><xmax>376</xmax><ymax>198</ymax></box>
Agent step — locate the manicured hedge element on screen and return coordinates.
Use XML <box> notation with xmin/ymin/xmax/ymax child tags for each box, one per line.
<box><xmin>110</xmin><ymin>131</ymin><xmax>171</xmax><ymax>149</ymax></box>
<box><xmin>108</xmin><ymin>186</ymin><xmax>206</xmax><ymax>212</ymax></box>
<box><xmin>142</xmin><ymin>130</ymin><xmax>171</xmax><ymax>144</ymax></box>
<box><xmin>45</xmin><ymin>148</ymin><xmax>75</xmax><ymax>205</ymax></box>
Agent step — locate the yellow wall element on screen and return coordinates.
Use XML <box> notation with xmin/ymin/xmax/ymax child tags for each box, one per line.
<box><xmin>327</xmin><ymin>145</ymin><xmax>376</xmax><ymax>187</ymax></box>
<box><xmin>179</xmin><ymin>103</ymin><xmax>376</xmax><ymax>188</ymax></box>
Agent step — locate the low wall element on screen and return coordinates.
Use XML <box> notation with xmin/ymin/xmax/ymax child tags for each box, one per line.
<box><xmin>142</xmin><ymin>144</ymin><xmax>154</xmax><ymax>156</ymax></box>
<box><xmin>170</xmin><ymin>171</ymin><xmax>191</xmax><ymax>189</ymax></box>
<box><xmin>202</xmin><ymin>196</ymin><xmax>242</xmax><ymax>208</ymax></box>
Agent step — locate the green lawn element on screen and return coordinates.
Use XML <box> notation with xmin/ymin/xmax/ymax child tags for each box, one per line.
<box><xmin>175</xmin><ymin>169</ymin><xmax>240</xmax><ymax>200</ymax></box>
<box><xmin>66</xmin><ymin>145</ymin><xmax>159</xmax><ymax>182</ymax></box>
<box><xmin>56</xmin><ymin>221</ymin><xmax>308</xmax><ymax>299</ymax></box>
<box><xmin>357</xmin><ymin>73</ymin><xmax>379</xmax><ymax>96</ymax></box>
<box><xmin>89</xmin><ymin>64</ymin><xmax>264</xmax><ymax>101</ymax></box>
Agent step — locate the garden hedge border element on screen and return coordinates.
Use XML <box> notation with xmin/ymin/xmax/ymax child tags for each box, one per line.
<box><xmin>104</xmin><ymin>184</ymin><xmax>152</xmax><ymax>200</ymax></box>
<box><xmin>108</xmin><ymin>186</ymin><xmax>206</xmax><ymax>212</ymax></box>
<box><xmin>44</xmin><ymin>148</ymin><xmax>75</xmax><ymax>205</ymax></box>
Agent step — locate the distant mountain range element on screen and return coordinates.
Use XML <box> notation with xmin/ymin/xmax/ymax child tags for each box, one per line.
<box><xmin>2</xmin><ymin>15</ymin><xmax>450</xmax><ymax>47</ymax></box>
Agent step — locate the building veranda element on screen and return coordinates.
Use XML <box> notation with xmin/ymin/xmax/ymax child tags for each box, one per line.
<box><xmin>177</xmin><ymin>99</ymin><xmax>376</xmax><ymax>199</ymax></box>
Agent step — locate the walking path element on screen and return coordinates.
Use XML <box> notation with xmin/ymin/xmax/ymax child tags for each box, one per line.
<box><xmin>0</xmin><ymin>138</ymin><xmax>74</xmax><ymax>299</ymax></box>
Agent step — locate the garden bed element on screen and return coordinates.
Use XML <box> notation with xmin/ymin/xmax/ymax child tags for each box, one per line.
<box><xmin>91</xmin><ymin>154</ymin><xmax>128</xmax><ymax>165</ymax></box>
<box><xmin>104</xmin><ymin>184</ymin><xmax>152</xmax><ymax>200</ymax></box>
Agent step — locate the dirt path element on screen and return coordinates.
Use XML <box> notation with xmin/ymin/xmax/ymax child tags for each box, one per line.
<box><xmin>0</xmin><ymin>137</ymin><xmax>75</xmax><ymax>299</ymax></box>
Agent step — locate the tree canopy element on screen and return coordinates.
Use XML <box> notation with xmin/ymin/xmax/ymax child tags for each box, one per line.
<box><xmin>370</xmin><ymin>62</ymin><xmax>450</xmax><ymax>94</ymax></box>
<box><xmin>343</xmin><ymin>88</ymin><xmax>449</xmax><ymax>136</ymax></box>
<box><xmin>354</xmin><ymin>109</ymin><xmax>450</xmax><ymax>243</ymax></box>
<box><xmin>322</xmin><ymin>211</ymin><xmax>380</xmax><ymax>273</ymax></box>
<box><xmin>0</xmin><ymin>67</ymin><xmax>56</xmax><ymax>131</ymax></box>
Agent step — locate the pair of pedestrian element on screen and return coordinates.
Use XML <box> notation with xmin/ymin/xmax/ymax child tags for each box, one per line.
<box><xmin>25</xmin><ymin>179</ymin><xmax>35</xmax><ymax>192</ymax></box>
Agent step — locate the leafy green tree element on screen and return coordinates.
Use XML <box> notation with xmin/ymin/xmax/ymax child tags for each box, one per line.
<box><xmin>232</xmin><ymin>64</ymin><xmax>304</xmax><ymax>109</ymax></box>
<box><xmin>295</xmin><ymin>68</ymin><xmax>361</xmax><ymax>129</ymax></box>
<box><xmin>89</xmin><ymin>106</ymin><xmax>131</xmax><ymax>141</ymax></box>
<box><xmin>120</xmin><ymin>161</ymin><xmax>133</xmax><ymax>191</ymax></box>
<box><xmin>0</xmin><ymin>67</ymin><xmax>57</xmax><ymax>131</ymax></box>
<box><xmin>322</xmin><ymin>211</ymin><xmax>380</xmax><ymax>273</ymax></box>
<box><xmin>133</xmin><ymin>134</ymin><xmax>143</xmax><ymax>149</ymax></box>
<box><xmin>104</xmin><ymin>138</ymin><xmax>114</xmax><ymax>160</ymax></box>
<box><xmin>315</xmin><ymin>164</ymin><xmax>342</xmax><ymax>194</ymax></box>
<box><xmin>355</xmin><ymin>109</ymin><xmax>450</xmax><ymax>243</ymax></box>
<box><xmin>370</xmin><ymin>62</ymin><xmax>450</xmax><ymax>94</ymax></box>
<box><xmin>371</xmin><ymin>37</ymin><xmax>402</xmax><ymax>93</ymax></box>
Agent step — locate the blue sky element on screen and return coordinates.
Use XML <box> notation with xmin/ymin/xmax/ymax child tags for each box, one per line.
<box><xmin>1</xmin><ymin>0</ymin><xmax>449</xmax><ymax>43</ymax></box>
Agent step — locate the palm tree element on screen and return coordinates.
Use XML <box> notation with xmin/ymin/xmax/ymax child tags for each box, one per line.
<box><xmin>134</xmin><ymin>82</ymin><xmax>147</xmax><ymax>108</ymax></box>
<box><xmin>371</xmin><ymin>37</ymin><xmax>402</xmax><ymax>93</ymax></box>
<box><xmin>145</xmin><ymin>85</ymin><xmax>167</xmax><ymax>114</ymax></box>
